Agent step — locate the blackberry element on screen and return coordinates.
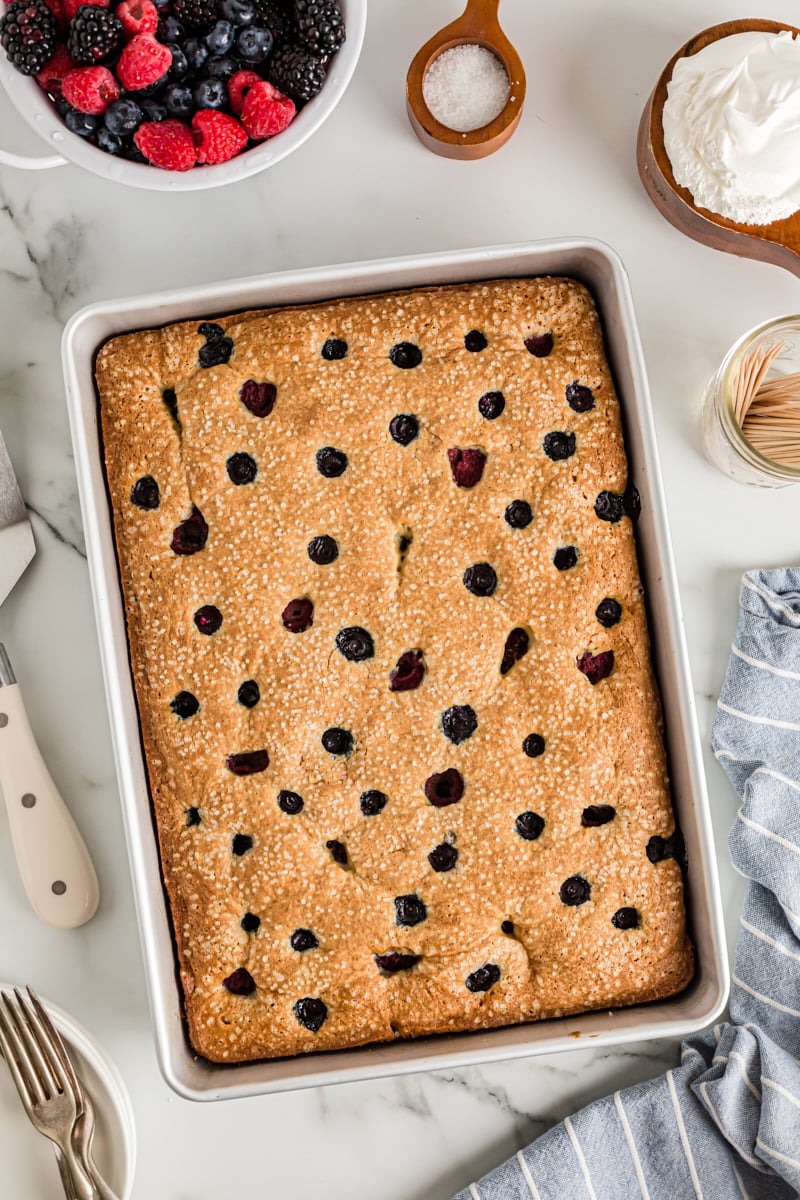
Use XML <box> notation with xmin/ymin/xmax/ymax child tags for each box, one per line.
<box><xmin>293</xmin><ymin>0</ymin><xmax>345</xmax><ymax>55</ymax></box>
<box><xmin>171</xmin><ymin>0</ymin><xmax>217</xmax><ymax>29</ymax></box>
<box><xmin>267</xmin><ymin>41</ymin><xmax>326</xmax><ymax>102</ymax></box>
<box><xmin>0</xmin><ymin>0</ymin><xmax>56</xmax><ymax>75</ymax></box>
<box><xmin>68</xmin><ymin>5</ymin><xmax>124</xmax><ymax>64</ymax></box>
<box><xmin>254</xmin><ymin>0</ymin><xmax>288</xmax><ymax>41</ymax></box>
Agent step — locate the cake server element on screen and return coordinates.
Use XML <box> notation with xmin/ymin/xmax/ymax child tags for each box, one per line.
<box><xmin>0</xmin><ymin>425</ymin><xmax>99</xmax><ymax>928</ymax></box>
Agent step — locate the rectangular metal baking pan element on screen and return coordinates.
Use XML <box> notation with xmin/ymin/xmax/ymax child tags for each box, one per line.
<box><xmin>62</xmin><ymin>240</ymin><xmax>728</xmax><ymax>1101</ymax></box>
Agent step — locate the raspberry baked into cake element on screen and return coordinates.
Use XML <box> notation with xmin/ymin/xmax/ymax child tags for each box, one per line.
<box><xmin>96</xmin><ymin>277</ymin><xmax>693</xmax><ymax>1063</ymax></box>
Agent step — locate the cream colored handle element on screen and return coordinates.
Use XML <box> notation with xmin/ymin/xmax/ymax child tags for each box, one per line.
<box><xmin>0</xmin><ymin>684</ymin><xmax>99</xmax><ymax>928</ymax></box>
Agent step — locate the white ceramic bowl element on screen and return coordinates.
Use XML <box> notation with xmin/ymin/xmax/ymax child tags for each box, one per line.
<box><xmin>0</xmin><ymin>0</ymin><xmax>365</xmax><ymax>190</ymax></box>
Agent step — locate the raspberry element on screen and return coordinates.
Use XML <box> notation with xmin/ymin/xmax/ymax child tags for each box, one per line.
<box><xmin>228</xmin><ymin>67</ymin><xmax>260</xmax><ymax>114</ymax></box>
<box><xmin>116</xmin><ymin>0</ymin><xmax>157</xmax><ymax>35</ymax></box>
<box><xmin>116</xmin><ymin>31</ymin><xmax>170</xmax><ymax>88</ymax></box>
<box><xmin>63</xmin><ymin>0</ymin><xmax>106</xmax><ymax>21</ymax></box>
<box><xmin>36</xmin><ymin>43</ymin><xmax>76</xmax><ymax>94</ymax></box>
<box><xmin>192</xmin><ymin>109</ymin><xmax>246</xmax><ymax>163</ymax></box>
<box><xmin>134</xmin><ymin>117</ymin><xmax>196</xmax><ymax>169</ymax></box>
<box><xmin>61</xmin><ymin>63</ymin><xmax>119</xmax><ymax>111</ymax></box>
<box><xmin>241</xmin><ymin>78</ymin><xmax>295</xmax><ymax>139</ymax></box>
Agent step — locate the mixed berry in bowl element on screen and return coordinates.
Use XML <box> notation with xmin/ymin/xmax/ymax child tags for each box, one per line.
<box><xmin>0</xmin><ymin>0</ymin><xmax>345</xmax><ymax>169</ymax></box>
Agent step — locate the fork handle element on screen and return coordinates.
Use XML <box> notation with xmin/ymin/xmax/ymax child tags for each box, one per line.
<box><xmin>58</xmin><ymin>1140</ymin><xmax>102</xmax><ymax>1200</ymax></box>
<box><xmin>0</xmin><ymin>662</ymin><xmax>99</xmax><ymax>928</ymax></box>
<box><xmin>56</xmin><ymin>1147</ymin><xmax>117</xmax><ymax>1200</ymax></box>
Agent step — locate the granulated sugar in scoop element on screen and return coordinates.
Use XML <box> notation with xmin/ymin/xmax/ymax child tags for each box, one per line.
<box><xmin>423</xmin><ymin>44</ymin><xmax>510</xmax><ymax>131</ymax></box>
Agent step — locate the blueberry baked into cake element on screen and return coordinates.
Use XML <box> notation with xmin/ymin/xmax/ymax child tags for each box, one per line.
<box><xmin>96</xmin><ymin>277</ymin><xmax>693</xmax><ymax>1063</ymax></box>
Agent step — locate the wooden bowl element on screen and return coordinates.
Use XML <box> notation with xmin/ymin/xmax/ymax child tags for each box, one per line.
<box><xmin>637</xmin><ymin>19</ymin><xmax>800</xmax><ymax>276</ymax></box>
<box><xmin>406</xmin><ymin>0</ymin><xmax>526</xmax><ymax>160</ymax></box>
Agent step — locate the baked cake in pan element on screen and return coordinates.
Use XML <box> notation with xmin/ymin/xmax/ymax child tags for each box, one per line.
<box><xmin>96</xmin><ymin>277</ymin><xmax>693</xmax><ymax>1063</ymax></box>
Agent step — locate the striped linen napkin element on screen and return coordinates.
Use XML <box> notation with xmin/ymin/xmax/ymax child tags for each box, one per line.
<box><xmin>452</xmin><ymin>568</ymin><xmax>800</xmax><ymax>1200</ymax></box>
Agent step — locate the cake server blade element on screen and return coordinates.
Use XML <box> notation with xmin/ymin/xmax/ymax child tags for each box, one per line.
<box><xmin>0</xmin><ymin>425</ymin><xmax>35</xmax><ymax>607</ymax></box>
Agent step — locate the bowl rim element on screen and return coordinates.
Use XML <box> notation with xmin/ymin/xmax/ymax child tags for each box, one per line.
<box><xmin>0</xmin><ymin>0</ymin><xmax>366</xmax><ymax>190</ymax></box>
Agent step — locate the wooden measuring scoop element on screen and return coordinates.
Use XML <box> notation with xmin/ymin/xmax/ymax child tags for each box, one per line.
<box><xmin>406</xmin><ymin>0</ymin><xmax>526</xmax><ymax>159</ymax></box>
<box><xmin>637</xmin><ymin>19</ymin><xmax>800</xmax><ymax>277</ymax></box>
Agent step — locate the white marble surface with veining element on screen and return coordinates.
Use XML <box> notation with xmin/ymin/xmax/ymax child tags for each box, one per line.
<box><xmin>1</xmin><ymin>1</ymin><xmax>800</xmax><ymax>1196</ymax></box>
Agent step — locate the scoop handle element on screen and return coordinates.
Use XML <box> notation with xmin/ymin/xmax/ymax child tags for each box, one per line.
<box><xmin>0</xmin><ymin>652</ymin><xmax>99</xmax><ymax>928</ymax></box>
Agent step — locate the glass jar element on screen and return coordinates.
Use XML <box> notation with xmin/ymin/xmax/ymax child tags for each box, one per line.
<box><xmin>700</xmin><ymin>315</ymin><xmax>800</xmax><ymax>487</ymax></box>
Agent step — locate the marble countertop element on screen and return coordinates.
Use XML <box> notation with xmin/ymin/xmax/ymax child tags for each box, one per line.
<box><xmin>2</xmin><ymin>0</ymin><xmax>800</xmax><ymax>1195</ymax></box>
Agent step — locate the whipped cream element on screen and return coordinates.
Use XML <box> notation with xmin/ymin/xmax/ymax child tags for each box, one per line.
<box><xmin>662</xmin><ymin>30</ymin><xmax>800</xmax><ymax>226</ymax></box>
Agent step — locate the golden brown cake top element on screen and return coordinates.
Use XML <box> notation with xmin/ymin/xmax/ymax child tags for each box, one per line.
<box><xmin>96</xmin><ymin>277</ymin><xmax>691</xmax><ymax>1063</ymax></box>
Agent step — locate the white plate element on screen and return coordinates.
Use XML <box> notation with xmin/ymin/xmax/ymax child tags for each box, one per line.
<box><xmin>0</xmin><ymin>984</ymin><xmax>135</xmax><ymax>1198</ymax></box>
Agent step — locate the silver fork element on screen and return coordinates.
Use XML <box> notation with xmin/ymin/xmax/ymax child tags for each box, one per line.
<box><xmin>0</xmin><ymin>987</ymin><xmax>100</xmax><ymax>1200</ymax></box>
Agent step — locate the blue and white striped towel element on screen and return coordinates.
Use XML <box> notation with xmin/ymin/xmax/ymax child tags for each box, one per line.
<box><xmin>452</xmin><ymin>568</ymin><xmax>800</xmax><ymax>1200</ymax></box>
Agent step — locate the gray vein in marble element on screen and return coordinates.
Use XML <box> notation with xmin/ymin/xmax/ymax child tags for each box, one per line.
<box><xmin>0</xmin><ymin>193</ymin><xmax>88</xmax><ymax>322</ymax></box>
<box><xmin>28</xmin><ymin>503</ymin><xmax>86</xmax><ymax>559</ymax></box>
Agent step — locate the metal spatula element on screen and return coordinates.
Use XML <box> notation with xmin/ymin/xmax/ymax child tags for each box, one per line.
<box><xmin>0</xmin><ymin>425</ymin><xmax>99</xmax><ymax>928</ymax></box>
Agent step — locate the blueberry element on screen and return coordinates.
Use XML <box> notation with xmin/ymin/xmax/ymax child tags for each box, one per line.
<box><xmin>466</xmin><ymin>964</ymin><xmax>500</xmax><ymax>992</ymax></box>
<box><xmin>463</xmin><ymin>562</ymin><xmax>497</xmax><ymax>596</ymax></box>
<box><xmin>66</xmin><ymin>110</ymin><xmax>98</xmax><ymax>138</ymax></box>
<box><xmin>553</xmin><ymin>545</ymin><xmax>578</xmax><ymax>571</ymax></box>
<box><xmin>612</xmin><ymin>907</ymin><xmax>640</xmax><ymax>930</ymax></box>
<box><xmin>137</xmin><ymin>73</ymin><xmax>169</xmax><ymax>97</ymax></box>
<box><xmin>220</xmin><ymin>0</ymin><xmax>255</xmax><ymax>23</ymax></box>
<box><xmin>560</xmin><ymin>874</ymin><xmax>591</xmax><ymax>906</ymax></box>
<box><xmin>140</xmin><ymin>98</ymin><xmax>168</xmax><ymax>121</ymax></box>
<box><xmin>335</xmin><ymin>627</ymin><xmax>374</xmax><ymax>662</ymax></box>
<box><xmin>277</xmin><ymin>790</ymin><xmax>304</xmax><ymax>815</ymax></box>
<box><xmin>448</xmin><ymin>447</ymin><xmax>486</xmax><ymax>488</ymax></box>
<box><xmin>428</xmin><ymin>842</ymin><xmax>458</xmax><ymax>872</ymax></box>
<box><xmin>167</xmin><ymin>46</ymin><xmax>188</xmax><ymax>80</ymax></box>
<box><xmin>183</xmin><ymin>37</ymin><xmax>208</xmax><ymax>71</ymax></box>
<box><xmin>55</xmin><ymin>96</ymin><xmax>72</xmax><ymax>118</ymax></box>
<box><xmin>389</xmin><ymin>342</ymin><xmax>422</xmax><ymax>369</ymax></box>
<box><xmin>504</xmin><ymin>499</ymin><xmax>532</xmax><ymax>529</ymax></box>
<box><xmin>624</xmin><ymin>482</ymin><xmax>641</xmax><ymax>521</ymax></box>
<box><xmin>389</xmin><ymin>414</ymin><xmax>419</xmax><ymax>445</ymax></box>
<box><xmin>596</xmin><ymin>597</ymin><xmax>622</xmax><ymax>627</ymax></box>
<box><xmin>198</xmin><ymin>322</ymin><xmax>233</xmax><ymax>365</ymax></box>
<box><xmin>232</xmin><ymin>833</ymin><xmax>253</xmax><ymax>856</ymax></box>
<box><xmin>500</xmin><ymin>627</ymin><xmax>529</xmax><ymax>676</ymax></box>
<box><xmin>424</xmin><ymin>768</ymin><xmax>464</xmax><ymax>807</ymax></box>
<box><xmin>566</xmin><ymin>381</ymin><xmax>595</xmax><ymax>412</ymax></box>
<box><xmin>360</xmin><ymin>789</ymin><xmax>387</xmax><ymax>816</ymax></box>
<box><xmin>374</xmin><ymin>952</ymin><xmax>420</xmax><ymax>974</ymax></box>
<box><xmin>193</xmin><ymin>77</ymin><xmax>227</xmax><ymax>110</ymax></box>
<box><xmin>199</xmin><ymin>320</ymin><xmax>226</xmax><ymax>342</ymax></box>
<box><xmin>308</xmin><ymin>535</ymin><xmax>338</xmax><ymax>565</ymax></box>
<box><xmin>582</xmin><ymin>805</ymin><xmax>616</xmax><ymax>826</ymax></box>
<box><xmin>96</xmin><ymin>127</ymin><xmax>123</xmax><ymax>155</ymax></box>
<box><xmin>170</xmin><ymin>507</ymin><xmax>208</xmax><ymax>555</ymax></box>
<box><xmin>207</xmin><ymin>54</ymin><xmax>237</xmax><ymax>79</ymax></box>
<box><xmin>186</xmin><ymin>806</ymin><xmax>201</xmax><ymax>826</ymax></box>
<box><xmin>478</xmin><ymin>390</ymin><xmax>505</xmax><ymax>419</ymax></box>
<box><xmin>241</xmin><ymin>912</ymin><xmax>261</xmax><ymax>932</ymax></box>
<box><xmin>316</xmin><ymin>446</ymin><xmax>348</xmax><ymax>478</ymax></box>
<box><xmin>290</xmin><ymin>928</ymin><xmax>319</xmax><ymax>952</ymax></box>
<box><xmin>122</xmin><ymin>143</ymin><xmax>148</xmax><ymax>164</ymax></box>
<box><xmin>501</xmin><ymin>920</ymin><xmax>514</xmax><ymax>935</ymax></box>
<box><xmin>293</xmin><ymin>997</ymin><xmax>327</xmax><ymax>1032</ymax></box>
<box><xmin>543</xmin><ymin>431</ymin><xmax>576</xmax><ymax>461</ymax></box>
<box><xmin>394</xmin><ymin>894</ymin><xmax>427</xmax><ymax>927</ymax></box>
<box><xmin>237</xmin><ymin>679</ymin><xmax>260</xmax><ymax>707</ymax></box>
<box><xmin>595</xmin><ymin>491</ymin><xmax>625</xmax><ymax>523</ymax></box>
<box><xmin>464</xmin><ymin>330</ymin><xmax>487</xmax><ymax>352</ymax></box>
<box><xmin>205</xmin><ymin>18</ymin><xmax>234</xmax><ymax>53</ymax></box>
<box><xmin>227</xmin><ymin>451</ymin><xmax>257</xmax><ymax>485</ymax></box>
<box><xmin>441</xmin><ymin>705</ymin><xmax>477</xmax><ymax>745</ymax></box>
<box><xmin>576</xmin><ymin>649</ymin><xmax>614</xmax><ymax>685</ymax></box>
<box><xmin>321</xmin><ymin>727</ymin><xmax>352</xmax><ymax>756</ymax></box>
<box><xmin>162</xmin><ymin>387</ymin><xmax>178</xmax><ymax>421</ymax></box>
<box><xmin>525</xmin><ymin>332</ymin><xmax>553</xmax><ymax>357</ymax></box>
<box><xmin>226</xmin><ymin>750</ymin><xmax>269</xmax><ymax>774</ymax></box>
<box><xmin>157</xmin><ymin>14</ymin><xmax>184</xmax><ymax>41</ymax></box>
<box><xmin>223</xmin><ymin>967</ymin><xmax>255</xmax><ymax>995</ymax></box>
<box><xmin>646</xmin><ymin>831</ymin><xmax>684</xmax><ymax>866</ymax></box>
<box><xmin>522</xmin><ymin>733</ymin><xmax>545</xmax><ymax>758</ymax></box>
<box><xmin>239</xmin><ymin>379</ymin><xmax>276</xmax><ymax>417</ymax></box>
<box><xmin>171</xmin><ymin>691</ymin><xmax>199</xmax><ymax>718</ymax></box>
<box><xmin>236</xmin><ymin>23</ymin><xmax>272</xmax><ymax>60</ymax></box>
<box><xmin>194</xmin><ymin>605</ymin><xmax>222</xmax><ymax>634</ymax></box>
<box><xmin>389</xmin><ymin>649</ymin><xmax>425</xmax><ymax>692</ymax></box>
<box><xmin>515</xmin><ymin>811</ymin><xmax>545</xmax><ymax>841</ymax></box>
<box><xmin>130</xmin><ymin>475</ymin><xmax>160</xmax><ymax>509</ymax></box>
<box><xmin>282</xmin><ymin>597</ymin><xmax>314</xmax><ymax>633</ymax></box>
<box><xmin>326</xmin><ymin>839</ymin><xmax>348</xmax><ymax>865</ymax></box>
<box><xmin>321</xmin><ymin>338</ymin><xmax>347</xmax><ymax>360</ymax></box>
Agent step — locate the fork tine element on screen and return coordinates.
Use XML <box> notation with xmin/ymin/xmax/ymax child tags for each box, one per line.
<box><xmin>2</xmin><ymin>992</ymin><xmax>58</xmax><ymax>1100</ymax></box>
<box><xmin>19</xmin><ymin>988</ymin><xmax>73</xmax><ymax>1100</ymax></box>
<box><xmin>0</xmin><ymin>996</ymin><xmax>39</xmax><ymax>1107</ymax></box>
<box><xmin>26</xmin><ymin>987</ymin><xmax>83</xmax><ymax>1109</ymax></box>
